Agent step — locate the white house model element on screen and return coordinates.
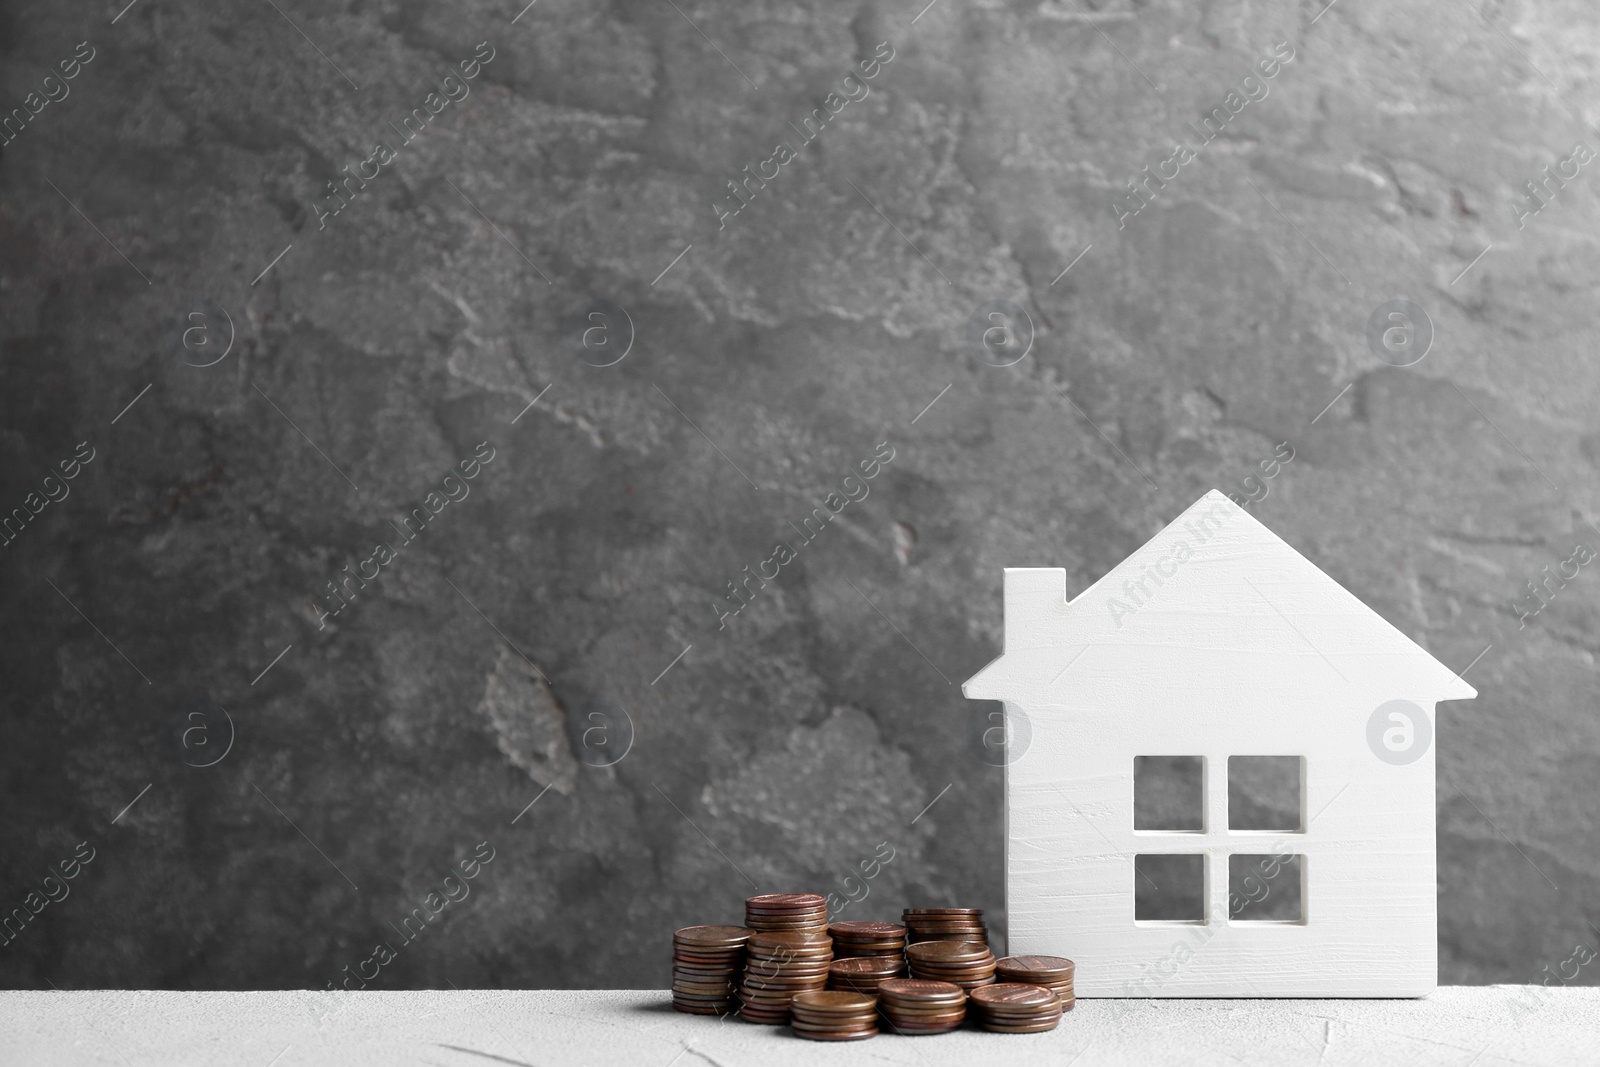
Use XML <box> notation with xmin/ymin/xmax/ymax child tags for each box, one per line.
<box><xmin>963</xmin><ymin>491</ymin><xmax>1475</xmax><ymax>997</ymax></box>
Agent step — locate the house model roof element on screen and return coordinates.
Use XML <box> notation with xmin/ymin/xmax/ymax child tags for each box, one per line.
<box><xmin>962</xmin><ymin>490</ymin><xmax>1476</xmax><ymax>708</ymax></box>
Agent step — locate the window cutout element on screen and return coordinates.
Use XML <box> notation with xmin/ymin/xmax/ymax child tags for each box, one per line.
<box><xmin>1227</xmin><ymin>756</ymin><xmax>1304</xmax><ymax>832</ymax></box>
<box><xmin>1227</xmin><ymin>853</ymin><xmax>1304</xmax><ymax>923</ymax></box>
<box><xmin>1134</xmin><ymin>854</ymin><xmax>1205</xmax><ymax>922</ymax></box>
<box><xmin>1134</xmin><ymin>756</ymin><xmax>1204</xmax><ymax>832</ymax></box>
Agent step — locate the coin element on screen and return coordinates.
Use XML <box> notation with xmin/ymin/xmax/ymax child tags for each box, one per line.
<box><xmin>995</xmin><ymin>955</ymin><xmax>1074</xmax><ymax>978</ymax></box>
<box><xmin>749</xmin><ymin>930</ymin><xmax>832</xmax><ymax>951</ymax></box>
<box><xmin>830</xmin><ymin>921</ymin><xmax>903</xmax><ymax>936</ymax></box>
<box><xmin>791</xmin><ymin>990</ymin><xmax>875</xmax><ymax>1009</ymax></box>
<box><xmin>907</xmin><ymin>940</ymin><xmax>990</xmax><ymax>963</ymax></box>
<box><xmin>978</xmin><ymin>1017</ymin><xmax>1062</xmax><ymax>1034</ymax></box>
<box><xmin>747</xmin><ymin>893</ymin><xmax>826</xmax><ymax>907</ymax></box>
<box><xmin>831</xmin><ymin>957</ymin><xmax>904</xmax><ymax>974</ymax></box>
<box><xmin>878</xmin><ymin>978</ymin><xmax>966</xmax><ymax>1003</ymax></box>
<box><xmin>903</xmin><ymin>907</ymin><xmax>983</xmax><ymax>916</ymax></box>
<box><xmin>674</xmin><ymin>925</ymin><xmax>753</xmax><ymax>947</ymax></box>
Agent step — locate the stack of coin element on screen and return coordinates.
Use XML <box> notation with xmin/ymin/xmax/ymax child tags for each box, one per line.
<box><xmin>827</xmin><ymin>955</ymin><xmax>906</xmax><ymax>994</ymax></box>
<box><xmin>906</xmin><ymin>940</ymin><xmax>997</xmax><ymax>990</ymax></box>
<box><xmin>875</xmin><ymin>978</ymin><xmax>967</xmax><ymax>1034</ymax></box>
<box><xmin>995</xmin><ymin>955</ymin><xmax>1075</xmax><ymax>1010</ymax></box>
<box><xmin>746</xmin><ymin>894</ymin><xmax>829</xmax><ymax>934</ymax></box>
<box><xmin>737</xmin><ymin>930</ymin><xmax>833</xmax><ymax>1024</ymax></box>
<box><xmin>902</xmin><ymin>907</ymin><xmax>987</xmax><ymax>944</ymax></box>
<box><xmin>827</xmin><ymin>921</ymin><xmax>906</xmax><ymax>959</ymax></box>
<box><xmin>671</xmin><ymin>925</ymin><xmax>752</xmax><ymax>1015</ymax></box>
<box><xmin>968</xmin><ymin>983</ymin><xmax>1064</xmax><ymax>1033</ymax></box>
<box><xmin>788</xmin><ymin>990</ymin><xmax>878</xmax><ymax>1041</ymax></box>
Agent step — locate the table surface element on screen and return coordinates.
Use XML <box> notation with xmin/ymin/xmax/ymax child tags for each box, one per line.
<box><xmin>1</xmin><ymin>987</ymin><xmax>1594</xmax><ymax>1066</ymax></box>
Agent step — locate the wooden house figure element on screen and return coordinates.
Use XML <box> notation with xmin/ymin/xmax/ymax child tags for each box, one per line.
<box><xmin>962</xmin><ymin>491</ymin><xmax>1474</xmax><ymax>997</ymax></box>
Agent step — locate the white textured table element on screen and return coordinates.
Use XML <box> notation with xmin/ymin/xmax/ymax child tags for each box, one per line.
<box><xmin>2</xmin><ymin>988</ymin><xmax>1594</xmax><ymax>1066</ymax></box>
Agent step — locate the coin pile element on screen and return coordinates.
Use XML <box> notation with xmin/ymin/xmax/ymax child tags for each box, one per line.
<box><xmin>968</xmin><ymin>982</ymin><xmax>1064</xmax><ymax>1033</ymax></box>
<box><xmin>671</xmin><ymin>925</ymin><xmax>751</xmax><ymax>1015</ymax></box>
<box><xmin>995</xmin><ymin>955</ymin><xmax>1075</xmax><ymax>1009</ymax></box>
<box><xmin>737</xmin><ymin>930</ymin><xmax>833</xmax><ymax>1024</ymax></box>
<box><xmin>746</xmin><ymin>893</ymin><xmax>829</xmax><ymax>933</ymax></box>
<box><xmin>828</xmin><ymin>955</ymin><xmax>906</xmax><ymax>994</ymax></box>
<box><xmin>788</xmin><ymin>990</ymin><xmax>879</xmax><ymax>1041</ymax></box>
<box><xmin>828</xmin><ymin>921</ymin><xmax>906</xmax><ymax>959</ymax></box>
<box><xmin>906</xmin><ymin>940</ymin><xmax>997</xmax><ymax>990</ymax></box>
<box><xmin>903</xmin><ymin>907</ymin><xmax>987</xmax><ymax>944</ymax></box>
<box><xmin>875</xmin><ymin>978</ymin><xmax>967</xmax><ymax>1035</ymax></box>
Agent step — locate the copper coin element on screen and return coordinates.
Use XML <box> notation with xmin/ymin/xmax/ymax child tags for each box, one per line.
<box><xmin>975</xmin><ymin>1006</ymin><xmax>1062</xmax><ymax>1021</ymax></box>
<box><xmin>883</xmin><ymin>1020</ymin><xmax>964</xmax><ymax>1033</ymax></box>
<box><xmin>672</xmin><ymin>994</ymin><xmax>737</xmax><ymax>1005</ymax></box>
<box><xmin>907</xmin><ymin>941</ymin><xmax>992</xmax><ymax>963</ymax></box>
<box><xmin>909</xmin><ymin>970</ymin><xmax>995</xmax><ymax>983</ymax></box>
<box><xmin>978</xmin><ymin>1017</ymin><xmax>1061</xmax><ymax>1034</ymax></box>
<box><xmin>908</xmin><ymin>908</ymin><xmax>979</xmax><ymax>921</ymax></box>
<box><xmin>791</xmin><ymin>990</ymin><xmax>876</xmax><ymax>1011</ymax></box>
<box><xmin>746</xmin><ymin>955</ymin><xmax>832</xmax><ymax>968</ymax></box>
<box><xmin>830</xmin><ymin>921</ymin><xmax>904</xmax><ymax>936</ymax></box>
<box><xmin>742</xmin><ymin>978</ymin><xmax>828</xmax><ymax>989</ymax></box>
<box><xmin>791</xmin><ymin>1023</ymin><xmax>879</xmax><ymax>1033</ymax></box>
<box><xmin>742</xmin><ymin>976</ymin><xmax>831</xmax><ymax>989</ymax></box>
<box><xmin>744</xmin><ymin>970</ymin><xmax>832</xmax><ymax>984</ymax></box>
<box><xmin>746</xmin><ymin>893</ymin><xmax>826</xmax><ymax>909</ymax></box>
<box><xmin>971</xmin><ymin>983</ymin><xmax>1057</xmax><ymax>1008</ymax></box>
<box><xmin>997</xmin><ymin>955</ymin><xmax>1074</xmax><ymax>976</ymax></box>
<box><xmin>877</xmin><ymin>979</ymin><xmax>966</xmax><ymax>1003</ymax></box>
<box><xmin>884</xmin><ymin>1010</ymin><xmax>967</xmax><ymax>1022</ymax></box>
<box><xmin>744</xmin><ymin>960</ymin><xmax>833</xmax><ymax>974</ymax></box>
<box><xmin>791</xmin><ymin>1027</ymin><xmax>878</xmax><ymax>1041</ymax></box>
<box><xmin>746</xmin><ymin>952</ymin><xmax>835</xmax><ymax>966</ymax></box>
<box><xmin>671</xmin><ymin>956</ymin><xmax>743</xmax><ymax>969</ymax></box>
<box><xmin>738</xmin><ymin>989</ymin><xmax>811</xmax><ymax>1002</ymax></box>
<box><xmin>749</xmin><ymin>930</ymin><xmax>832</xmax><ymax>949</ymax></box>
<box><xmin>791</xmin><ymin>1010</ymin><xmax>879</xmax><ymax>1025</ymax></box>
<box><xmin>745</xmin><ymin>961</ymin><xmax>833</xmax><ymax>974</ymax></box>
<box><xmin>674</xmin><ymin>925</ymin><xmax>753</xmax><ymax>946</ymax></box>
<box><xmin>981</xmin><ymin>1011</ymin><xmax>1063</xmax><ymax>1027</ymax></box>
<box><xmin>832</xmin><ymin>955</ymin><xmax>904</xmax><ymax>969</ymax></box>
<box><xmin>747</xmin><ymin>911</ymin><xmax>828</xmax><ymax>921</ymax></box>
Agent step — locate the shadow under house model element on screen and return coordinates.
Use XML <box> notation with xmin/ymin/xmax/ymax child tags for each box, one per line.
<box><xmin>962</xmin><ymin>491</ymin><xmax>1476</xmax><ymax>997</ymax></box>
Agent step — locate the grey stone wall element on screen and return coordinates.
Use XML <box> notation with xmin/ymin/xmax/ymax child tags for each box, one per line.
<box><xmin>0</xmin><ymin>0</ymin><xmax>1595</xmax><ymax>991</ymax></box>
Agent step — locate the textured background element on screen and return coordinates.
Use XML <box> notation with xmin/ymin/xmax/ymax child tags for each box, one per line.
<box><xmin>1</xmin><ymin>0</ymin><xmax>1597</xmax><ymax>993</ymax></box>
